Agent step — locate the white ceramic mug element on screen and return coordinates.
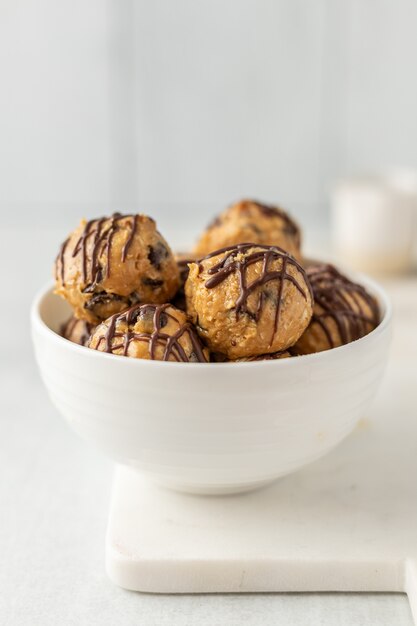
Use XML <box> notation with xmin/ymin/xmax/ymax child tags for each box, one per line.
<box><xmin>332</xmin><ymin>170</ymin><xmax>417</xmax><ymax>274</ymax></box>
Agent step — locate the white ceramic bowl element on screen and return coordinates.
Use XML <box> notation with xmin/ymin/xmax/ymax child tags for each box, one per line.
<box><xmin>31</xmin><ymin>276</ymin><xmax>392</xmax><ymax>495</ymax></box>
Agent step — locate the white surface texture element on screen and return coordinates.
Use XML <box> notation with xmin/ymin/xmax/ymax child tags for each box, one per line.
<box><xmin>1</xmin><ymin>227</ymin><xmax>416</xmax><ymax>625</ymax></box>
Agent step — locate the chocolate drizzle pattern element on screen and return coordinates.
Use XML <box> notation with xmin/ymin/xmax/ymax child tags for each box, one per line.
<box><xmin>248</xmin><ymin>200</ymin><xmax>300</xmax><ymax>246</ymax></box>
<box><xmin>93</xmin><ymin>304</ymin><xmax>208</xmax><ymax>362</ymax></box>
<box><xmin>57</xmin><ymin>237</ymin><xmax>69</xmax><ymax>284</ymax></box>
<box><xmin>56</xmin><ymin>213</ymin><xmax>138</xmax><ymax>287</ymax></box>
<box><xmin>306</xmin><ymin>264</ymin><xmax>379</xmax><ymax>347</ymax></box>
<box><xmin>198</xmin><ymin>243</ymin><xmax>312</xmax><ymax>346</ymax></box>
<box><xmin>206</xmin><ymin>200</ymin><xmax>301</xmax><ymax>247</ymax></box>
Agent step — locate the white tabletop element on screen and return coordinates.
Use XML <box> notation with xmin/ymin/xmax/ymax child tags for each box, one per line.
<box><xmin>1</xmin><ymin>226</ymin><xmax>415</xmax><ymax>625</ymax></box>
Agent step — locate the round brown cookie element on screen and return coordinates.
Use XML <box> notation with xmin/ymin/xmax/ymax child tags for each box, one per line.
<box><xmin>61</xmin><ymin>316</ymin><xmax>95</xmax><ymax>346</ymax></box>
<box><xmin>54</xmin><ymin>213</ymin><xmax>180</xmax><ymax>323</ymax></box>
<box><xmin>294</xmin><ymin>264</ymin><xmax>380</xmax><ymax>355</ymax></box>
<box><xmin>185</xmin><ymin>243</ymin><xmax>313</xmax><ymax>359</ymax></box>
<box><xmin>89</xmin><ymin>303</ymin><xmax>209</xmax><ymax>362</ymax></box>
<box><xmin>193</xmin><ymin>199</ymin><xmax>301</xmax><ymax>259</ymax></box>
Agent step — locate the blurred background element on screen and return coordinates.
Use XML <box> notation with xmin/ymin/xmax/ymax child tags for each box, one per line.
<box><xmin>1</xmin><ymin>0</ymin><xmax>417</xmax><ymax>253</ymax></box>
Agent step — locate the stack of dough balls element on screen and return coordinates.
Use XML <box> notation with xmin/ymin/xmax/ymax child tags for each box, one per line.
<box><xmin>54</xmin><ymin>212</ymin><xmax>207</xmax><ymax>362</ymax></box>
<box><xmin>54</xmin><ymin>203</ymin><xmax>380</xmax><ymax>363</ymax></box>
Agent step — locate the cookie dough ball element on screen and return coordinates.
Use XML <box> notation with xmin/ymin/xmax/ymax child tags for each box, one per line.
<box><xmin>193</xmin><ymin>200</ymin><xmax>301</xmax><ymax>259</ymax></box>
<box><xmin>236</xmin><ymin>350</ymin><xmax>291</xmax><ymax>362</ymax></box>
<box><xmin>294</xmin><ymin>264</ymin><xmax>380</xmax><ymax>355</ymax></box>
<box><xmin>185</xmin><ymin>243</ymin><xmax>313</xmax><ymax>359</ymax></box>
<box><xmin>61</xmin><ymin>316</ymin><xmax>95</xmax><ymax>346</ymax></box>
<box><xmin>89</xmin><ymin>303</ymin><xmax>209</xmax><ymax>362</ymax></box>
<box><xmin>54</xmin><ymin>213</ymin><xmax>180</xmax><ymax>323</ymax></box>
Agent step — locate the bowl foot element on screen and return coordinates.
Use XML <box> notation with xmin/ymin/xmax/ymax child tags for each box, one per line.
<box><xmin>149</xmin><ymin>476</ymin><xmax>279</xmax><ymax>496</ymax></box>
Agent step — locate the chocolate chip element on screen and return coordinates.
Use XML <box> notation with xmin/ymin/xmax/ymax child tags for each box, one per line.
<box><xmin>264</xmin><ymin>289</ymin><xmax>278</xmax><ymax>304</ymax></box>
<box><xmin>126</xmin><ymin>304</ymin><xmax>146</xmax><ymax>324</ymax></box>
<box><xmin>142</xmin><ymin>277</ymin><xmax>164</xmax><ymax>288</ymax></box>
<box><xmin>245</xmin><ymin>309</ymin><xmax>259</xmax><ymax>322</ymax></box>
<box><xmin>127</xmin><ymin>292</ymin><xmax>141</xmax><ymax>306</ymax></box>
<box><xmin>84</xmin><ymin>291</ymin><xmax>123</xmax><ymax>310</ymax></box>
<box><xmin>148</xmin><ymin>243</ymin><xmax>169</xmax><ymax>270</ymax></box>
<box><xmin>159</xmin><ymin>312</ymin><xmax>168</xmax><ymax>328</ymax></box>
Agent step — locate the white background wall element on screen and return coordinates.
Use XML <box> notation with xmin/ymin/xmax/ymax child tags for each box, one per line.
<box><xmin>1</xmin><ymin>0</ymin><xmax>417</xmax><ymax>236</ymax></box>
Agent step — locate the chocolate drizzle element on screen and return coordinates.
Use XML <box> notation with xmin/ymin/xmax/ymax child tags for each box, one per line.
<box><xmin>121</xmin><ymin>215</ymin><xmax>138</xmax><ymax>261</ymax></box>
<box><xmin>207</xmin><ymin>200</ymin><xmax>300</xmax><ymax>246</ymax></box>
<box><xmin>93</xmin><ymin>304</ymin><xmax>208</xmax><ymax>362</ymax></box>
<box><xmin>250</xmin><ymin>201</ymin><xmax>300</xmax><ymax>246</ymax></box>
<box><xmin>307</xmin><ymin>264</ymin><xmax>380</xmax><ymax>347</ymax></box>
<box><xmin>55</xmin><ymin>237</ymin><xmax>69</xmax><ymax>283</ymax></box>
<box><xmin>57</xmin><ymin>213</ymin><xmax>138</xmax><ymax>287</ymax></box>
<box><xmin>199</xmin><ymin>243</ymin><xmax>312</xmax><ymax>347</ymax></box>
<box><xmin>83</xmin><ymin>291</ymin><xmax>124</xmax><ymax>311</ymax></box>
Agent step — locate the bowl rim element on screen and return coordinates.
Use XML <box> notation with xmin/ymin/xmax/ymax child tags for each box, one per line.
<box><xmin>31</xmin><ymin>273</ymin><xmax>392</xmax><ymax>369</ymax></box>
